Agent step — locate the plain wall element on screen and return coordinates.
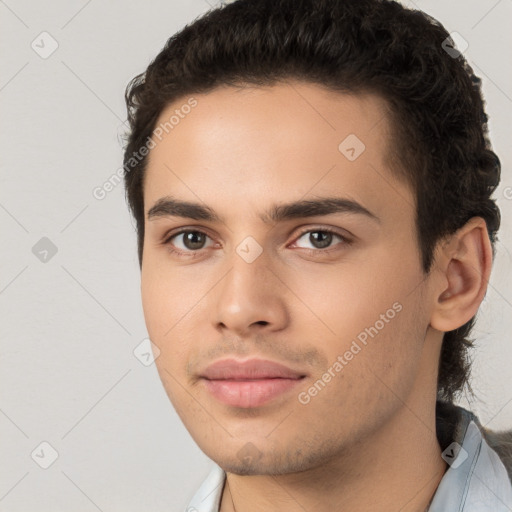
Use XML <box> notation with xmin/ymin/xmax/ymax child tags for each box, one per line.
<box><xmin>1</xmin><ymin>0</ymin><xmax>511</xmax><ymax>510</ymax></box>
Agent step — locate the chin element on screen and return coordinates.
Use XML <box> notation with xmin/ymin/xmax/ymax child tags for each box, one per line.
<box><xmin>210</xmin><ymin>447</ymin><xmax>319</xmax><ymax>476</ymax></box>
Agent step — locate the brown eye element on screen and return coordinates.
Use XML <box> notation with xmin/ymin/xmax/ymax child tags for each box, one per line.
<box><xmin>294</xmin><ymin>229</ymin><xmax>348</xmax><ymax>251</ymax></box>
<box><xmin>164</xmin><ymin>230</ymin><xmax>214</xmax><ymax>253</ymax></box>
<box><xmin>307</xmin><ymin>231</ymin><xmax>333</xmax><ymax>249</ymax></box>
<box><xmin>181</xmin><ymin>231</ymin><xmax>208</xmax><ymax>250</ymax></box>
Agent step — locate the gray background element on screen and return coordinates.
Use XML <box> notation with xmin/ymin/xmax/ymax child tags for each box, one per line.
<box><xmin>1</xmin><ymin>0</ymin><xmax>511</xmax><ymax>510</ymax></box>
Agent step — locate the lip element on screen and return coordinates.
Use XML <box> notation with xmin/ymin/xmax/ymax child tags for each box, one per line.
<box><xmin>199</xmin><ymin>358</ymin><xmax>308</xmax><ymax>408</ymax></box>
<box><xmin>200</xmin><ymin>358</ymin><xmax>307</xmax><ymax>380</ymax></box>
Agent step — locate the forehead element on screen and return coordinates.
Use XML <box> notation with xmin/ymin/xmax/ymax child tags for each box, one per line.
<box><xmin>143</xmin><ymin>81</ymin><xmax>413</xmax><ymax>223</ymax></box>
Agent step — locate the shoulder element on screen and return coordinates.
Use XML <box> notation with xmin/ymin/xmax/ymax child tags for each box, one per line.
<box><xmin>481</xmin><ymin>426</ymin><xmax>512</xmax><ymax>483</ymax></box>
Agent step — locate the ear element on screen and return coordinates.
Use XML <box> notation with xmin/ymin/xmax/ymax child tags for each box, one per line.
<box><xmin>429</xmin><ymin>217</ymin><xmax>493</xmax><ymax>332</ymax></box>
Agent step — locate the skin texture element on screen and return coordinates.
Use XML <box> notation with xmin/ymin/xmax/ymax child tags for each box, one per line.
<box><xmin>140</xmin><ymin>80</ymin><xmax>492</xmax><ymax>512</ymax></box>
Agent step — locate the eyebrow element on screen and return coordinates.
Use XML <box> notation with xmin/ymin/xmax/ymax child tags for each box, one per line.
<box><xmin>147</xmin><ymin>195</ymin><xmax>380</xmax><ymax>225</ymax></box>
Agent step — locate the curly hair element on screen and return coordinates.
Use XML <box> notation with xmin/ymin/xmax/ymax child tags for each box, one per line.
<box><xmin>122</xmin><ymin>0</ymin><xmax>501</xmax><ymax>404</ymax></box>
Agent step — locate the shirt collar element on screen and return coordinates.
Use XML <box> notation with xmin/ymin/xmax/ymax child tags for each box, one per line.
<box><xmin>428</xmin><ymin>402</ymin><xmax>512</xmax><ymax>511</ymax></box>
<box><xmin>186</xmin><ymin>402</ymin><xmax>512</xmax><ymax>511</ymax></box>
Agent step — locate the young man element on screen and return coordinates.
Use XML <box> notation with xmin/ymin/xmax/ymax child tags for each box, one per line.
<box><xmin>122</xmin><ymin>0</ymin><xmax>512</xmax><ymax>510</ymax></box>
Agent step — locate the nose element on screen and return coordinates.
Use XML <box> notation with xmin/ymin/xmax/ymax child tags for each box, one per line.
<box><xmin>213</xmin><ymin>247</ymin><xmax>288</xmax><ymax>337</ymax></box>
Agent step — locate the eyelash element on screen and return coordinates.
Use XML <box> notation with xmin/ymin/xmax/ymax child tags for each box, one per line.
<box><xmin>161</xmin><ymin>227</ymin><xmax>353</xmax><ymax>259</ymax></box>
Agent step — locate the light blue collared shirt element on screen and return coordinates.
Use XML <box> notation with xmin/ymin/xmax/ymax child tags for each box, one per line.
<box><xmin>185</xmin><ymin>407</ymin><xmax>512</xmax><ymax>511</ymax></box>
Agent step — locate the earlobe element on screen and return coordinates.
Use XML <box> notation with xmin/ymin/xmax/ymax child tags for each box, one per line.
<box><xmin>430</xmin><ymin>217</ymin><xmax>492</xmax><ymax>333</ymax></box>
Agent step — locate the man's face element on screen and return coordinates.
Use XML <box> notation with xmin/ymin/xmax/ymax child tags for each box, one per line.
<box><xmin>141</xmin><ymin>81</ymin><xmax>438</xmax><ymax>475</ymax></box>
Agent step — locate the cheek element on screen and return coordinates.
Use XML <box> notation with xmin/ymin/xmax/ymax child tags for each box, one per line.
<box><xmin>283</xmin><ymin>250</ymin><xmax>414</xmax><ymax>339</ymax></box>
<box><xmin>141</xmin><ymin>265</ymin><xmax>189</xmax><ymax>373</ymax></box>
<box><xmin>140</xmin><ymin>269</ymin><xmax>167</xmax><ymax>339</ymax></box>
<box><xmin>141</xmin><ymin>258</ymin><xmax>196</xmax><ymax>338</ymax></box>
<box><xmin>287</xmin><ymin>244</ymin><xmax>425</xmax><ymax>379</ymax></box>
